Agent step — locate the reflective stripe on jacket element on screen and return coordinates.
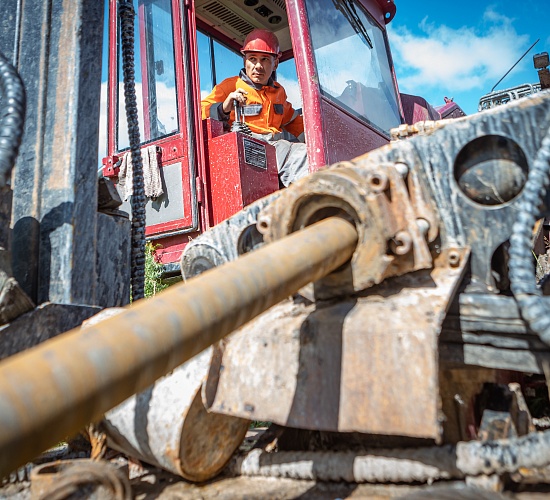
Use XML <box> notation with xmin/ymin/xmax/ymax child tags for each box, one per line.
<box><xmin>201</xmin><ymin>75</ymin><xmax>304</xmax><ymax>138</ymax></box>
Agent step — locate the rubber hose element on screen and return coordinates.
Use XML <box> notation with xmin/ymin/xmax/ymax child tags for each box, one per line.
<box><xmin>118</xmin><ymin>0</ymin><xmax>146</xmax><ymax>300</ymax></box>
<box><xmin>509</xmin><ymin>124</ymin><xmax>550</xmax><ymax>345</ymax></box>
<box><xmin>0</xmin><ymin>50</ymin><xmax>25</xmax><ymax>188</ymax></box>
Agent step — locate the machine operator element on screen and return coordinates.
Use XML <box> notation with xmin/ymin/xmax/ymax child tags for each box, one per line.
<box><xmin>201</xmin><ymin>29</ymin><xmax>308</xmax><ymax>187</ymax></box>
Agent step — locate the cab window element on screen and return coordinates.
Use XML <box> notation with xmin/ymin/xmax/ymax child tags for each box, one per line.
<box><xmin>277</xmin><ymin>58</ymin><xmax>302</xmax><ymax>109</ymax></box>
<box><xmin>304</xmin><ymin>0</ymin><xmax>401</xmax><ymax>135</ymax></box>
<box><xmin>197</xmin><ymin>31</ymin><xmax>243</xmax><ymax>98</ymax></box>
<box><xmin>117</xmin><ymin>0</ymin><xmax>179</xmax><ymax>151</ymax></box>
<box><xmin>197</xmin><ymin>30</ymin><xmax>302</xmax><ymax>109</ymax></box>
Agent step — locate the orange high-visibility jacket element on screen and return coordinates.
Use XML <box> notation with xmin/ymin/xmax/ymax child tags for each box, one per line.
<box><xmin>201</xmin><ymin>73</ymin><xmax>304</xmax><ymax>138</ymax></box>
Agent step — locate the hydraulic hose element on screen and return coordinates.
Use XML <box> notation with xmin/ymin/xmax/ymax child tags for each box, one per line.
<box><xmin>118</xmin><ymin>0</ymin><xmax>146</xmax><ymax>300</ymax></box>
<box><xmin>509</xmin><ymin>123</ymin><xmax>550</xmax><ymax>345</ymax></box>
<box><xmin>0</xmin><ymin>50</ymin><xmax>25</xmax><ymax>188</ymax></box>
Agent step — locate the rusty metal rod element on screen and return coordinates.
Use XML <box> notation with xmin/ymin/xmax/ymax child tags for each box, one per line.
<box><xmin>0</xmin><ymin>217</ymin><xmax>357</xmax><ymax>477</ymax></box>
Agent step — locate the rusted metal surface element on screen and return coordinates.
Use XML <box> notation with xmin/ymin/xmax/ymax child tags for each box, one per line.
<box><xmin>0</xmin><ymin>250</ymin><xmax>34</xmax><ymax>325</ymax></box>
<box><xmin>4</xmin><ymin>0</ymin><xmax>104</xmax><ymax>304</ymax></box>
<box><xmin>205</xmin><ymin>247</ymin><xmax>468</xmax><ymax>440</ymax></box>
<box><xmin>104</xmin><ymin>340</ymin><xmax>249</xmax><ymax>482</ymax></box>
<box><xmin>258</xmin><ymin>160</ymin><xmax>439</xmax><ymax>299</ymax></box>
<box><xmin>440</xmin><ymin>293</ymin><xmax>550</xmax><ymax>374</ymax></box>
<box><xmin>0</xmin><ymin>302</ymin><xmax>101</xmax><ymax>360</ymax></box>
<box><xmin>0</xmin><ymin>186</ymin><xmax>11</xmax><ymax>249</ymax></box>
<box><xmin>30</xmin><ymin>459</ymin><xmax>131</xmax><ymax>499</ymax></box>
<box><xmin>379</xmin><ymin>93</ymin><xmax>550</xmax><ymax>291</ymax></box>
<box><xmin>478</xmin><ymin>411</ymin><xmax>517</xmax><ymax>441</ymax></box>
<box><xmin>183</xmin><ymin>92</ymin><xmax>550</xmax><ymax>459</ymax></box>
<box><xmin>0</xmin><ymin>216</ymin><xmax>357</xmax><ymax>478</ymax></box>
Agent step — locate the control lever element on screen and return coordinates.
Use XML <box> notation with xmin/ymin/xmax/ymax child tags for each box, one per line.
<box><xmin>231</xmin><ymin>99</ymin><xmax>252</xmax><ymax>136</ymax></box>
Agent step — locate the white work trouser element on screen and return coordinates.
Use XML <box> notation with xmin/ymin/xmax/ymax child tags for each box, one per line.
<box><xmin>251</xmin><ymin>132</ymin><xmax>309</xmax><ymax>188</ymax></box>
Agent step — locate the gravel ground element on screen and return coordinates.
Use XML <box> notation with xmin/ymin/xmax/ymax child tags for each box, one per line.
<box><xmin>2</xmin><ymin>430</ymin><xmax>550</xmax><ymax>499</ymax></box>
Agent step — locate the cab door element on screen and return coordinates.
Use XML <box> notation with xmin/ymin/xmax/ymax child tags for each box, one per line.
<box><xmin>105</xmin><ymin>0</ymin><xmax>200</xmax><ymax>264</ymax></box>
<box><xmin>287</xmin><ymin>0</ymin><xmax>403</xmax><ymax>169</ymax></box>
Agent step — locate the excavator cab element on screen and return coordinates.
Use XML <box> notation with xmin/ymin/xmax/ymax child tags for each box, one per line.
<box><xmin>102</xmin><ymin>0</ymin><xmax>403</xmax><ymax>267</ymax></box>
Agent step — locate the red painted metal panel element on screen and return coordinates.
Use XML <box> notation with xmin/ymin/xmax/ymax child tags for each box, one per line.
<box><xmin>375</xmin><ymin>0</ymin><xmax>396</xmax><ymax>24</ymax></box>
<box><xmin>288</xmin><ymin>0</ymin><xmax>401</xmax><ymax>172</ymax></box>
<box><xmin>107</xmin><ymin>0</ymin><xmax>118</xmax><ymax>156</ymax></box>
<box><xmin>170</xmin><ymin>0</ymin><xmax>193</xmax><ymax>204</ymax></box>
<box><xmin>202</xmin><ymin>119</ymin><xmax>225</xmax><ymax>228</ymax></box>
<box><xmin>400</xmin><ymin>93</ymin><xmax>441</xmax><ymax>124</ymax></box>
<box><xmin>207</xmin><ymin>133</ymin><xmax>279</xmax><ymax>226</ymax></box>
<box><xmin>154</xmin><ymin>232</ymin><xmax>199</xmax><ymax>264</ymax></box>
<box><xmin>286</xmin><ymin>0</ymin><xmax>327</xmax><ymax>172</ymax></box>
<box><xmin>183</xmin><ymin>0</ymin><xmax>210</xmax><ymax>233</ymax></box>
<box><xmin>142</xmin><ymin>135</ymin><xmax>194</xmax><ymax>235</ymax></box>
<box><xmin>106</xmin><ymin>0</ymin><xmax>198</xmax><ymax>241</ymax></box>
<box><xmin>320</xmin><ymin>98</ymin><xmax>389</xmax><ymax>166</ymax></box>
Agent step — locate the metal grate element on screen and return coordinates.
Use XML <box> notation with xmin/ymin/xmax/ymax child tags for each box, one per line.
<box><xmin>272</xmin><ymin>0</ymin><xmax>287</xmax><ymax>11</ymax></box>
<box><xmin>203</xmin><ymin>1</ymin><xmax>255</xmax><ymax>37</ymax></box>
<box><xmin>243</xmin><ymin>138</ymin><xmax>267</xmax><ymax>169</ymax></box>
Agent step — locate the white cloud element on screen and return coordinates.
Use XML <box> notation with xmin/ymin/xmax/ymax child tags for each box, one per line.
<box><xmin>388</xmin><ymin>8</ymin><xmax>530</xmax><ymax>94</ymax></box>
<box><xmin>277</xmin><ymin>74</ymin><xmax>302</xmax><ymax>109</ymax></box>
<box><xmin>98</xmin><ymin>81</ymin><xmax>179</xmax><ymax>168</ymax></box>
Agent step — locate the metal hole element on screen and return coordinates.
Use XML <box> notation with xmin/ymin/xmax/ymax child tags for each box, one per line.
<box><xmin>454</xmin><ymin>135</ymin><xmax>529</xmax><ymax>206</ymax></box>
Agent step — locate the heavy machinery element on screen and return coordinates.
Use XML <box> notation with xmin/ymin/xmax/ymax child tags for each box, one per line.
<box><xmin>3</xmin><ymin>0</ymin><xmax>550</xmax><ymax>498</ymax></box>
<box><xmin>100</xmin><ymin>0</ymin><xmax>464</xmax><ymax>271</ymax></box>
<box><xmin>478</xmin><ymin>51</ymin><xmax>550</xmax><ymax>112</ymax></box>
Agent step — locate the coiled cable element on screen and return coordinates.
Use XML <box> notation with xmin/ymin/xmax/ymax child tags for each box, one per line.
<box><xmin>118</xmin><ymin>0</ymin><xmax>146</xmax><ymax>300</ymax></box>
<box><xmin>0</xmin><ymin>50</ymin><xmax>25</xmax><ymax>188</ymax></box>
<box><xmin>509</xmin><ymin>122</ymin><xmax>550</xmax><ymax>345</ymax></box>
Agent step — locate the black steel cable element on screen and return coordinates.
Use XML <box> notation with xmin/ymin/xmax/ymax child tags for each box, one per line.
<box><xmin>0</xmin><ymin>50</ymin><xmax>26</xmax><ymax>188</ymax></box>
<box><xmin>118</xmin><ymin>0</ymin><xmax>146</xmax><ymax>300</ymax></box>
<box><xmin>509</xmin><ymin>124</ymin><xmax>550</xmax><ymax>345</ymax></box>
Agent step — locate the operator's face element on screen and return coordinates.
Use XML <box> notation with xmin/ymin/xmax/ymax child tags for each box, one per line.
<box><xmin>244</xmin><ymin>52</ymin><xmax>278</xmax><ymax>86</ymax></box>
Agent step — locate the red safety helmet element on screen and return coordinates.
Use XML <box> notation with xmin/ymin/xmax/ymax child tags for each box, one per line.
<box><xmin>241</xmin><ymin>29</ymin><xmax>281</xmax><ymax>59</ymax></box>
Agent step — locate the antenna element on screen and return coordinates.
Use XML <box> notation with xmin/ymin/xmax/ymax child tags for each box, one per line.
<box><xmin>490</xmin><ymin>39</ymin><xmax>540</xmax><ymax>92</ymax></box>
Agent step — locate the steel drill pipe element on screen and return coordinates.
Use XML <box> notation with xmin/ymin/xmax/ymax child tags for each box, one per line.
<box><xmin>0</xmin><ymin>217</ymin><xmax>357</xmax><ymax>477</ymax></box>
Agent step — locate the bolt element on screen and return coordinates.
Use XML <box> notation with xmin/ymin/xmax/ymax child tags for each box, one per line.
<box><xmin>394</xmin><ymin>162</ymin><xmax>409</xmax><ymax>177</ymax></box>
<box><xmin>416</xmin><ymin>218</ymin><xmax>430</xmax><ymax>236</ymax></box>
<box><xmin>257</xmin><ymin>216</ymin><xmax>270</xmax><ymax>234</ymax></box>
<box><xmin>448</xmin><ymin>250</ymin><xmax>461</xmax><ymax>268</ymax></box>
<box><xmin>367</xmin><ymin>171</ymin><xmax>388</xmax><ymax>194</ymax></box>
<box><xmin>389</xmin><ymin>231</ymin><xmax>412</xmax><ymax>256</ymax></box>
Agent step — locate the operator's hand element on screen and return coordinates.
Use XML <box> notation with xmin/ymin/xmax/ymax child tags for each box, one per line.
<box><xmin>222</xmin><ymin>89</ymin><xmax>248</xmax><ymax>114</ymax></box>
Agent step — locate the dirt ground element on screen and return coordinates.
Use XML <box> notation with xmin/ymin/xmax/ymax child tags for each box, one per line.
<box><xmin>3</xmin><ymin>471</ymin><xmax>550</xmax><ymax>500</ymax></box>
<box><xmin>2</xmin><ymin>429</ymin><xmax>550</xmax><ymax>499</ymax></box>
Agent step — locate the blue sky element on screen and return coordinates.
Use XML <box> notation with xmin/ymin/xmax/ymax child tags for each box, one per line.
<box><xmin>388</xmin><ymin>1</ymin><xmax>550</xmax><ymax>114</ymax></box>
